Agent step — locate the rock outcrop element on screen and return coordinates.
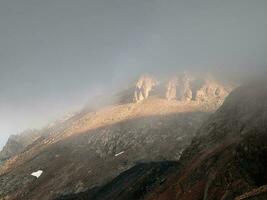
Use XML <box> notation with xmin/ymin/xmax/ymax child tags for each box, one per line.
<box><xmin>194</xmin><ymin>76</ymin><xmax>230</xmax><ymax>103</ymax></box>
<box><xmin>166</xmin><ymin>77</ymin><xmax>178</xmax><ymax>101</ymax></box>
<box><xmin>135</xmin><ymin>73</ymin><xmax>233</xmax><ymax>105</ymax></box>
<box><xmin>165</xmin><ymin>73</ymin><xmax>193</xmax><ymax>101</ymax></box>
<box><xmin>176</xmin><ymin>72</ymin><xmax>194</xmax><ymax>101</ymax></box>
<box><xmin>134</xmin><ymin>75</ymin><xmax>158</xmax><ymax>102</ymax></box>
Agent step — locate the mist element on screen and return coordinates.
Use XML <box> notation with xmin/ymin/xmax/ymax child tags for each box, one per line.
<box><xmin>1</xmin><ymin>0</ymin><xmax>267</xmax><ymax>148</ymax></box>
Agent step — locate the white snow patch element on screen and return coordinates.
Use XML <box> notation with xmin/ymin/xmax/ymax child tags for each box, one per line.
<box><xmin>31</xmin><ymin>170</ymin><xmax>43</xmax><ymax>178</ymax></box>
<box><xmin>115</xmin><ymin>151</ymin><xmax>124</xmax><ymax>157</ymax></box>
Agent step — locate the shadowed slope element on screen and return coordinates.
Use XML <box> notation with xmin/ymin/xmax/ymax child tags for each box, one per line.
<box><xmin>143</xmin><ymin>80</ymin><xmax>267</xmax><ymax>200</ymax></box>
<box><xmin>55</xmin><ymin>162</ymin><xmax>179</xmax><ymax>200</ymax></box>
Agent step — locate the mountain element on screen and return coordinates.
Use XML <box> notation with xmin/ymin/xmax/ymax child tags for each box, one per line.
<box><xmin>0</xmin><ymin>129</ymin><xmax>41</xmax><ymax>162</ymax></box>
<box><xmin>0</xmin><ymin>73</ymin><xmax>233</xmax><ymax>200</ymax></box>
<box><xmin>63</xmin><ymin>79</ymin><xmax>267</xmax><ymax>200</ymax></box>
<box><xmin>0</xmin><ymin>112</ymin><xmax>77</xmax><ymax>163</ymax></box>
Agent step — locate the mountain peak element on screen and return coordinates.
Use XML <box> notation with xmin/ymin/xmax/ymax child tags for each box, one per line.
<box><xmin>133</xmin><ymin>72</ymin><xmax>233</xmax><ymax>106</ymax></box>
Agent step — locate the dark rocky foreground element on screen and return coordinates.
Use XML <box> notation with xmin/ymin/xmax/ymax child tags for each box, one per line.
<box><xmin>55</xmin><ymin>162</ymin><xmax>178</xmax><ymax>200</ymax></box>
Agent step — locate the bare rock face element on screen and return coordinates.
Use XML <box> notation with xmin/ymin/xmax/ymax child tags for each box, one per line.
<box><xmin>176</xmin><ymin>72</ymin><xmax>194</xmax><ymax>102</ymax></box>
<box><xmin>134</xmin><ymin>75</ymin><xmax>158</xmax><ymax>102</ymax></box>
<box><xmin>194</xmin><ymin>76</ymin><xmax>229</xmax><ymax>103</ymax></box>
<box><xmin>166</xmin><ymin>77</ymin><xmax>178</xmax><ymax>100</ymax></box>
<box><xmin>165</xmin><ymin>73</ymin><xmax>193</xmax><ymax>101</ymax></box>
<box><xmin>165</xmin><ymin>73</ymin><xmax>232</xmax><ymax>105</ymax></box>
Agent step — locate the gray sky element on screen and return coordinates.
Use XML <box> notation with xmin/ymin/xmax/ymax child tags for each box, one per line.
<box><xmin>1</xmin><ymin>0</ymin><xmax>267</xmax><ymax>148</ymax></box>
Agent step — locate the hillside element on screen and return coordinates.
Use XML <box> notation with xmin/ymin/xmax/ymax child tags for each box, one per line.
<box><xmin>0</xmin><ymin>129</ymin><xmax>41</xmax><ymax>162</ymax></box>
<box><xmin>63</xmin><ymin>79</ymin><xmax>267</xmax><ymax>200</ymax></box>
<box><xmin>0</xmin><ymin>73</ymin><xmax>232</xmax><ymax>200</ymax></box>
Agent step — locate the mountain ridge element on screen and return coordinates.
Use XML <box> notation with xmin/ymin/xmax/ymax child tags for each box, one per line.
<box><xmin>0</xmin><ymin>73</ymin><xmax>234</xmax><ymax>200</ymax></box>
<box><xmin>55</xmin><ymin>79</ymin><xmax>267</xmax><ymax>200</ymax></box>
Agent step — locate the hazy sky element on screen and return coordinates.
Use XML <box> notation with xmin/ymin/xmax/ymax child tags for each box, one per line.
<box><xmin>1</xmin><ymin>0</ymin><xmax>267</xmax><ymax>148</ymax></box>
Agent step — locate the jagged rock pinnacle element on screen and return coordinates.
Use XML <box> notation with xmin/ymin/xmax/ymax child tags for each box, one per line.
<box><xmin>166</xmin><ymin>77</ymin><xmax>178</xmax><ymax>100</ymax></box>
<box><xmin>134</xmin><ymin>74</ymin><xmax>158</xmax><ymax>102</ymax></box>
<box><xmin>176</xmin><ymin>72</ymin><xmax>193</xmax><ymax>101</ymax></box>
<box><xmin>134</xmin><ymin>72</ymin><xmax>233</xmax><ymax>105</ymax></box>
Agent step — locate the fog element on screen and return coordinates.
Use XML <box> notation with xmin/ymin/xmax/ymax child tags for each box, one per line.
<box><xmin>0</xmin><ymin>0</ymin><xmax>267</xmax><ymax>148</ymax></box>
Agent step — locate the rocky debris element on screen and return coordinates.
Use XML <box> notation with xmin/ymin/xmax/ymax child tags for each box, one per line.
<box><xmin>134</xmin><ymin>75</ymin><xmax>158</xmax><ymax>102</ymax></box>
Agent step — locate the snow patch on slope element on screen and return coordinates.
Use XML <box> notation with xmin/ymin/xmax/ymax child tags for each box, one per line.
<box><xmin>115</xmin><ymin>151</ymin><xmax>124</xmax><ymax>157</ymax></box>
<box><xmin>31</xmin><ymin>170</ymin><xmax>43</xmax><ymax>178</ymax></box>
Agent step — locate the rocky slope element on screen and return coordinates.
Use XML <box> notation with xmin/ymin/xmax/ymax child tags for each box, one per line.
<box><xmin>0</xmin><ymin>73</ymin><xmax>233</xmax><ymax>200</ymax></box>
<box><xmin>0</xmin><ymin>130</ymin><xmax>41</xmax><ymax>162</ymax></box>
<box><xmin>0</xmin><ymin>112</ymin><xmax>77</xmax><ymax>163</ymax></box>
<box><xmin>64</xmin><ymin>79</ymin><xmax>267</xmax><ymax>200</ymax></box>
<box><xmin>55</xmin><ymin>161</ymin><xmax>179</xmax><ymax>200</ymax></box>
